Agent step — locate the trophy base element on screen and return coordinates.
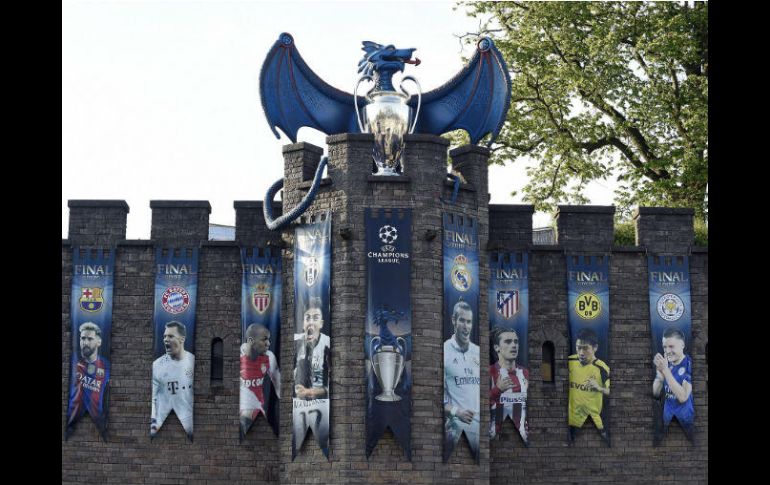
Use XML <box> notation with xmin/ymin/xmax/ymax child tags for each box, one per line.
<box><xmin>374</xmin><ymin>393</ymin><xmax>402</xmax><ymax>402</ymax></box>
<box><xmin>373</xmin><ymin>169</ymin><xmax>400</xmax><ymax>176</ymax></box>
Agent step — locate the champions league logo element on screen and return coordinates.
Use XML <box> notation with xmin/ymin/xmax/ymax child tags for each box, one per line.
<box><xmin>657</xmin><ymin>293</ymin><xmax>684</xmax><ymax>322</ymax></box>
<box><xmin>161</xmin><ymin>286</ymin><xmax>190</xmax><ymax>314</ymax></box>
<box><xmin>303</xmin><ymin>256</ymin><xmax>319</xmax><ymax>287</ymax></box>
<box><xmin>79</xmin><ymin>287</ymin><xmax>104</xmax><ymax>312</ymax></box>
<box><xmin>451</xmin><ymin>254</ymin><xmax>472</xmax><ymax>292</ymax></box>
<box><xmin>379</xmin><ymin>224</ymin><xmax>398</xmax><ymax>251</ymax></box>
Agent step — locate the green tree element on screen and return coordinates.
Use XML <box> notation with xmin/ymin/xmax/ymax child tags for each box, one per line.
<box><xmin>458</xmin><ymin>1</ymin><xmax>708</xmax><ymax>220</ymax></box>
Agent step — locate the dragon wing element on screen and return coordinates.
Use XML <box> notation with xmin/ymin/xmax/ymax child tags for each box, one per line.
<box><xmin>259</xmin><ymin>33</ymin><xmax>362</xmax><ymax>142</ymax></box>
<box><xmin>408</xmin><ymin>37</ymin><xmax>511</xmax><ymax>146</ymax></box>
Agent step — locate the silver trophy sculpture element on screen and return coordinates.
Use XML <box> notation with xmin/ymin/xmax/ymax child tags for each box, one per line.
<box><xmin>369</xmin><ymin>335</ymin><xmax>407</xmax><ymax>401</ymax></box>
<box><xmin>355</xmin><ymin>76</ymin><xmax>422</xmax><ymax>176</ymax></box>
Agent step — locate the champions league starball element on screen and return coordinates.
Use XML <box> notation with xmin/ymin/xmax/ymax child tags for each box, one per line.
<box><xmin>379</xmin><ymin>225</ymin><xmax>398</xmax><ymax>244</ymax></box>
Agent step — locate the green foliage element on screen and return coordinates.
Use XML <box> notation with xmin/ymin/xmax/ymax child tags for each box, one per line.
<box><xmin>694</xmin><ymin>219</ymin><xmax>708</xmax><ymax>246</ymax></box>
<box><xmin>613</xmin><ymin>220</ymin><xmax>636</xmax><ymax>246</ymax></box>
<box><xmin>458</xmin><ymin>1</ymin><xmax>708</xmax><ymax>220</ymax></box>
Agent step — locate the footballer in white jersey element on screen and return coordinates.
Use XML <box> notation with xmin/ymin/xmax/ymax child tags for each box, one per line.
<box><xmin>151</xmin><ymin>351</ymin><xmax>195</xmax><ymax>437</ymax></box>
<box><xmin>443</xmin><ymin>336</ymin><xmax>481</xmax><ymax>451</ymax></box>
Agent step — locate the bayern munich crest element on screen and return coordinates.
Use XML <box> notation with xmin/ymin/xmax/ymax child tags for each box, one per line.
<box><xmin>79</xmin><ymin>287</ymin><xmax>104</xmax><ymax>313</ymax></box>
<box><xmin>497</xmin><ymin>290</ymin><xmax>519</xmax><ymax>319</ymax></box>
<box><xmin>657</xmin><ymin>293</ymin><xmax>684</xmax><ymax>322</ymax></box>
<box><xmin>161</xmin><ymin>286</ymin><xmax>190</xmax><ymax>314</ymax></box>
<box><xmin>252</xmin><ymin>283</ymin><xmax>271</xmax><ymax>314</ymax></box>
<box><xmin>451</xmin><ymin>254</ymin><xmax>472</xmax><ymax>292</ymax></box>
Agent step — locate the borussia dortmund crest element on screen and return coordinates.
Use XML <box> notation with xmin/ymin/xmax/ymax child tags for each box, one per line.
<box><xmin>252</xmin><ymin>283</ymin><xmax>271</xmax><ymax>314</ymax></box>
<box><xmin>451</xmin><ymin>254</ymin><xmax>472</xmax><ymax>292</ymax></box>
<box><xmin>575</xmin><ymin>292</ymin><xmax>601</xmax><ymax>320</ymax></box>
<box><xmin>80</xmin><ymin>287</ymin><xmax>105</xmax><ymax>313</ymax></box>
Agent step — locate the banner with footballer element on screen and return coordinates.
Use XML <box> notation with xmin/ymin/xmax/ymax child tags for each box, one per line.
<box><xmin>442</xmin><ymin>212</ymin><xmax>481</xmax><ymax>463</ymax></box>
<box><xmin>240</xmin><ymin>247</ymin><xmax>282</xmax><ymax>439</ymax></box>
<box><xmin>150</xmin><ymin>248</ymin><xmax>199</xmax><ymax>441</ymax></box>
<box><xmin>292</xmin><ymin>212</ymin><xmax>332</xmax><ymax>460</ymax></box>
<box><xmin>65</xmin><ymin>248</ymin><xmax>116</xmax><ymax>441</ymax></box>
<box><xmin>566</xmin><ymin>255</ymin><xmax>611</xmax><ymax>446</ymax></box>
<box><xmin>364</xmin><ymin>208</ymin><xmax>413</xmax><ymax>460</ymax></box>
<box><xmin>648</xmin><ymin>255</ymin><xmax>694</xmax><ymax>445</ymax></box>
<box><xmin>489</xmin><ymin>252</ymin><xmax>530</xmax><ymax>446</ymax></box>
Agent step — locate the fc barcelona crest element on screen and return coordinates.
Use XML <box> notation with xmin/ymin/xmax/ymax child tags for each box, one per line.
<box><xmin>496</xmin><ymin>290</ymin><xmax>519</xmax><ymax>319</ymax></box>
<box><xmin>252</xmin><ymin>283</ymin><xmax>271</xmax><ymax>314</ymax></box>
<box><xmin>80</xmin><ymin>287</ymin><xmax>104</xmax><ymax>313</ymax></box>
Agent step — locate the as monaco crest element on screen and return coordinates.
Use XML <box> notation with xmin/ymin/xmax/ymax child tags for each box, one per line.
<box><xmin>252</xmin><ymin>283</ymin><xmax>271</xmax><ymax>314</ymax></box>
<box><xmin>80</xmin><ymin>287</ymin><xmax>104</xmax><ymax>312</ymax></box>
<box><xmin>497</xmin><ymin>290</ymin><xmax>519</xmax><ymax>319</ymax></box>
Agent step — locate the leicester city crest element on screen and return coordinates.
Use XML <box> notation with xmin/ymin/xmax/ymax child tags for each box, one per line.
<box><xmin>657</xmin><ymin>293</ymin><xmax>684</xmax><ymax>322</ymax></box>
<box><xmin>252</xmin><ymin>283</ymin><xmax>271</xmax><ymax>314</ymax></box>
<box><xmin>80</xmin><ymin>287</ymin><xmax>104</xmax><ymax>313</ymax></box>
<box><xmin>304</xmin><ymin>256</ymin><xmax>319</xmax><ymax>287</ymax></box>
<box><xmin>451</xmin><ymin>254</ymin><xmax>472</xmax><ymax>292</ymax></box>
<box><xmin>496</xmin><ymin>290</ymin><xmax>519</xmax><ymax>319</ymax></box>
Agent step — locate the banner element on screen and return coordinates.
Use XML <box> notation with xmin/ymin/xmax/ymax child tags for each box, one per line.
<box><xmin>292</xmin><ymin>212</ymin><xmax>332</xmax><ymax>460</ymax></box>
<box><xmin>150</xmin><ymin>247</ymin><xmax>199</xmax><ymax>441</ymax></box>
<box><xmin>648</xmin><ymin>255</ymin><xmax>694</xmax><ymax>445</ymax></box>
<box><xmin>240</xmin><ymin>247</ymin><xmax>282</xmax><ymax>439</ymax></box>
<box><xmin>489</xmin><ymin>252</ymin><xmax>529</xmax><ymax>446</ymax></box>
<box><xmin>442</xmin><ymin>212</ymin><xmax>480</xmax><ymax>463</ymax></box>
<box><xmin>566</xmin><ymin>255</ymin><xmax>611</xmax><ymax>446</ymax></box>
<box><xmin>364</xmin><ymin>208</ymin><xmax>412</xmax><ymax>459</ymax></box>
<box><xmin>65</xmin><ymin>248</ymin><xmax>116</xmax><ymax>441</ymax></box>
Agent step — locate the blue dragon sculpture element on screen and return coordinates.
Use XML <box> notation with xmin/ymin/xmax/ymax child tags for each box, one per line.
<box><xmin>259</xmin><ymin>33</ymin><xmax>512</xmax><ymax>230</ymax></box>
<box><xmin>371</xmin><ymin>304</ymin><xmax>406</xmax><ymax>355</ymax></box>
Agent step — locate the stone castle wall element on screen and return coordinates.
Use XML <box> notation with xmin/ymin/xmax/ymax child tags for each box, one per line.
<box><xmin>62</xmin><ymin>139</ymin><xmax>707</xmax><ymax>484</ymax></box>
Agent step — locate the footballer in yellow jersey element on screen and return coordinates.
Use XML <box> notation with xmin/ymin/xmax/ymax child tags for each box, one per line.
<box><xmin>568</xmin><ymin>328</ymin><xmax>610</xmax><ymax>445</ymax></box>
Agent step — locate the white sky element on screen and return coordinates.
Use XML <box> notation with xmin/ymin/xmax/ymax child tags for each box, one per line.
<box><xmin>62</xmin><ymin>0</ymin><xmax>616</xmax><ymax>239</ymax></box>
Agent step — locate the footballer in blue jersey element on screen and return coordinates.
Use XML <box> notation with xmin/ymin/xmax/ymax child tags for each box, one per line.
<box><xmin>653</xmin><ymin>328</ymin><xmax>695</xmax><ymax>442</ymax></box>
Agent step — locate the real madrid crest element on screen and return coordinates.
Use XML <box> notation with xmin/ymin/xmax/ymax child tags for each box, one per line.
<box><xmin>451</xmin><ymin>254</ymin><xmax>472</xmax><ymax>292</ymax></box>
<box><xmin>657</xmin><ymin>293</ymin><xmax>684</xmax><ymax>322</ymax></box>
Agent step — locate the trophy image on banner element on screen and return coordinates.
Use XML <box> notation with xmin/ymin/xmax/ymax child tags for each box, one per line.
<box><xmin>370</xmin><ymin>306</ymin><xmax>407</xmax><ymax>401</ymax></box>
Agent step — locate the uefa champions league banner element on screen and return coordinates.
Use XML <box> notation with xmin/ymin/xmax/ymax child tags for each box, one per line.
<box><xmin>240</xmin><ymin>247</ymin><xmax>282</xmax><ymax>439</ymax></box>
<box><xmin>150</xmin><ymin>247</ymin><xmax>199</xmax><ymax>441</ymax></box>
<box><xmin>489</xmin><ymin>252</ymin><xmax>530</xmax><ymax>446</ymax></box>
<box><xmin>65</xmin><ymin>248</ymin><xmax>116</xmax><ymax>441</ymax></box>
<box><xmin>442</xmin><ymin>212</ymin><xmax>481</xmax><ymax>464</ymax></box>
<box><xmin>292</xmin><ymin>212</ymin><xmax>332</xmax><ymax>460</ymax></box>
<box><xmin>566</xmin><ymin>255</ymin><xmax>611</xmax><ymax>446</ymax></box>
<box><xmin>364</xmin><ymin>208</ymin><xmax>413</xmax><ymax>460</ymax></box>
<box><xmin>648</xmin><ymin>255</ymin><xmax>694</xmax><ymax>445</ymax></box>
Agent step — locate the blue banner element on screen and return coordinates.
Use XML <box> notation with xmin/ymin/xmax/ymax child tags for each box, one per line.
<box><xmin>292</xmin><ymin>212</ymin><xmax>332</xmax><ymax>460</ymax></box>
<box><xmin>240</xmin><ymin>247</ymin><xmax>282</xmax><ymax>439</ymax></box>
<box><xmin>648</xmin><ymin>255</ymin><xmax>694</xmax><ymax>445</ymax></box>
<box><xmin>566</xmin><ymin>255</ymin><xmax>611</xmax><ymax>446</ymax></box>
<box><xmin>65</xmin><ymin>248</ymin><xmax>116</xmax><ymax>441</ymax></box>
<box><xmin>364</xmin><ymin>208</ymin><xmax>412</xmax><ymax>460</ymax></box>
<box><xmin>150</xmin><ymin>247</ymin><xmax>199</xmax><ymax>441</ymax></box>
<box><xmin>442</xmin><ymin>212</ymin><xmax>480</xmax><ymax>463</ymax></box>
<box><xmin>489</xmin><ymin>252</ymin><xmax>530</xmax><ymax>446</ymax></box>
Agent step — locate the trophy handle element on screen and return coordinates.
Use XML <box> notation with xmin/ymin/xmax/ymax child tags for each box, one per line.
<box><xmin>396</xmin><ymin>337</ymin><xmax>407</xmax><ymax>377</ymax></box>
<box><xmin>354</xmin><ymin>75</ymin><xmax>373</xmax><ymax>133</ymax></box>
<box><xmin>399</xmin><ymin>75</ymin><xmax>422</xmax><ymax>134</ymax></box>
<box><xmin>369</xmin><ymin>336</ymin><xmax>381</xmax><ymax>378</ymax></box>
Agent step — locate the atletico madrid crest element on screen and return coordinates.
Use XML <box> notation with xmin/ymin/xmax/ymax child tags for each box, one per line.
<box><xmin>80</xmin><ymin>287</ymin><xmax>104</xmax><ymax>313</ymax></box>
<box><xmin>252</xmin><ymin>283</ymin><xmax>271</xmax><ymax>314</ymax></box>
<box><xmin>497</xmin><ymin>290</ymin><xmax>519</xmax><ymax>319</ymax></box>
